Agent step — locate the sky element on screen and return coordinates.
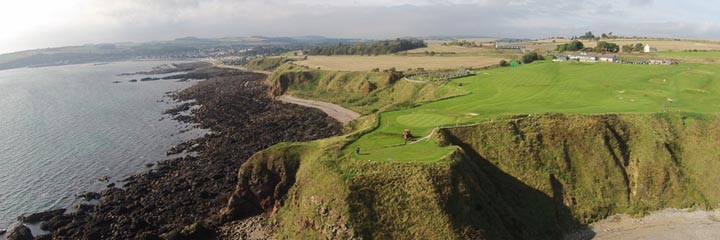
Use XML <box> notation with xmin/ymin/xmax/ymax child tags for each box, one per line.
<box><xmin>1</xmin><ymin>0</ymin><xmax>719</xmax><ymax>54</ymax></box>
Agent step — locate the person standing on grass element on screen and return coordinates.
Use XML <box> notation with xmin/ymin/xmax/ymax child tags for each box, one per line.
<box><xmin>355</xmin><ymin>146</ymin><xmax>360</xmax><ymax>155</ymax></box>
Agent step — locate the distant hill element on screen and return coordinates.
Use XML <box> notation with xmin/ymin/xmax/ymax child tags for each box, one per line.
<box><xmin>0</xmin><ymin>36</ymin><xmax>364</xmax><ymax>71</ymax></box>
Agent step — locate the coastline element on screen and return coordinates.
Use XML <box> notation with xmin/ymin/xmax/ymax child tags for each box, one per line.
<box><xmin>0</xmin><ymin>60</ymin><xmax>207</xmax><ymax>239</ymax></box>
<box><xmin>5</xmin><ymin>64</ymin><xmax>342</xmax><ymax>239</ymax></box>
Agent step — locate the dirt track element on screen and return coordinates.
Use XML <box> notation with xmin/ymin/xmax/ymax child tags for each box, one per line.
<box><xmin>277</xmin><ymin>95</ymin><xmax>361</xmax><ymax>125</ymax></box>
<box><xmin>565</xmin><ymin>209</ymin><xmax>720</xmax><ymax>240</ymax></box>
<box><xmin>203</xmin><ymin>59</ymin><xmax>273</xmax><ymax>75</ymax></box>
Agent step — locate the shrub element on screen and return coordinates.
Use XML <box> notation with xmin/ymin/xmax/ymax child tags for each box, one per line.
<box><xmin>521</xmin><ymin>52</ymin><xmax>542</xmax><ymax>64</ymax></box>
<box><xmin>499</xmin><ymin>59</ymin><xmax>510</xmax><ymax>67</ymax></box>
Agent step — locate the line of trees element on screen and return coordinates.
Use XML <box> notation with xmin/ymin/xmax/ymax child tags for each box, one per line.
<box><xmin>556</xmin><ymin>40</ymin><xmax>585</xmax><ymax>51</ymax></box>
<box><xmin>557</xmin><ymin>40</ymin><xmax>619</xmax><ymax>52</ymax></box>
<box><xmin>306</xmin><ymin>39</ymin><xmax>427</xmax><ymax>56</ymax></box>
<box><xmin>574</xmin><ymin>31</ymin><xmax>620</xmax><ymax>41</ymax></box>
<box><xmin>621</xmin><ymin>43</ymin><xmax>645</xmax><ymax>53</ymax></box>
<box><xmin>595</xmin><ymin>41</ymin><xmax>620</xmax><ymax>52</ymax></box>
<box><xmin>442</xmin><ymin>40</ymin><xmax>482</xmax><ymax>47</ymax></box>
<box><xmin>522</xmin><ymin>52</ymin><xmax>544</xmax><ymax>64</ymax></box>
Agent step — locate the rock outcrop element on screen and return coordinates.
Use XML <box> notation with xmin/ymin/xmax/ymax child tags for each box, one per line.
<box><xmin>28</xmin><ymin>67</ymin><xmax>342</xmax><ymax>239</ymax></box>
<box><xmin>7</xmin><ymin>225</ymin><xmax>33</xmax><ymax>240</ymax></box>
<box><xmin>18</xmin><ymin>209</ymin><xmax>66</xmax><ymax>223</ymax></box>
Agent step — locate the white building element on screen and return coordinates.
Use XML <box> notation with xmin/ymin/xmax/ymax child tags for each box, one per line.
<box><xmin>644</xmin><ymin>44</ymin><xmax>658</xmax><ymax>53</ymax></box>
<box><xmin>553</xmin><ymin>56</ymin><xmax>569</xmax><ymax>62</ymax></box>
<box><xmin>599</xmin><ymin>54</ymin><xmax>618</xmax><ymax>62</ymax></box>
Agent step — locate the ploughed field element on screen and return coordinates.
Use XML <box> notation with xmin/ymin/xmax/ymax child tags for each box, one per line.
<box><xmin>346</xmin><ymin>61</ymin><xmax>720</xmax><ymax>162</ymax></box>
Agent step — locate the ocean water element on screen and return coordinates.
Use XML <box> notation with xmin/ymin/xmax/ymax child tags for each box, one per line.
<box><xmin>0</xmin><ymin>61</ymin><xmax>205</xmax><ymax>235</ymax></box>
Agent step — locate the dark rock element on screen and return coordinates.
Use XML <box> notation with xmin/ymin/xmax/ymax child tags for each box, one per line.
<box><xmin>35</xmin><ymin>234</ymin><xmax>52</xmax><ymax>240</ymax></box>
<box><xmin>181</xmin><ymin>222</ymin><xmax>217</xmax><ymax>240</ymax></box>
<box><xmin>112</xmin><ymin>80</ymin><xmax>122</xmax><ymax>83</ymax></box>
<box><xmin>140</xmin><ymin>77</ymin><xmax>161</xmax><ymax>81</ymax></box>
<box><xmin>76</xmin><ymin>204</ymin><xmax>95</xmax><ymax>212</ymax></box>
<box><xmin>161</xmin><ymin>231</ymin><xmax>189</xmax><ymax>240</ymax></box>
<box><xmin>41</xmin><ymin>215</ymin><xmax>72</xmax><ymax>231</ymax></box>
<box><xmin>6</xmin><ymin>225</ymin><xmax>33</xmax><ymax>240</ymax></box>
<box><xmin>0</xmin><ymin>228</ymin><xmax>6</xmax><ymax>235</ymax></box>
<box><xmin>77</xmin><ymin>191</ymin><xmax>101</xmax><ymax>201</ymax></box>
<box><xmin>106</xmin><ymin>182</ymin><xmax>116</xmax><ymax>188</ymax></box>
<box><xmin>145</xmin><ymin>163</ymin><xmax>155</xmax><ymax>168</ymax></box>
<box><xmin>137</xmin><ymin>232</ymin><xmax>162</xmax><ymax>240</ymax></box>
<box><xmin>38</xmin><ymin>67</ymin><xmax>342</xmax><ymax>239</ymax></box>
<box><xmin>129</xmin><ymin>79</ymin><xmax>138</xmax><ymax>82</ymax></box>
<box><xmin>18</xmin><ymin>208</ymin><xmax>65</xmax><ymax>223</ymax></box>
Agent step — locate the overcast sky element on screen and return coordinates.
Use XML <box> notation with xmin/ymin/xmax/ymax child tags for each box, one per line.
<box><xmin>1</xmin><ymin>0</ymin><xmax>719</xmax><ymax>54</ymax></box>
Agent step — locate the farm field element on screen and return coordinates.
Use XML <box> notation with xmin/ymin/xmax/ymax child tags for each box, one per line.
<box><xmin>605</xmin><ymin>39</ymin><xmax>720</xmax><ymax>51</ymax></box>
<box><xmin>500</xmin><ymin>38</ymin><xmax>720</xmax><ymax>52</ymax></box>
<box><xmin>653</xmin><ymin>51</ymin><xmax>720</xmax><ymax>63</ymax></box>
<box><xmin>345</xmin><ymin>61</ymin><xmax>720</xmax><ymax>162</ymax></box>
<box><xmin>295</xmin><ymin>55</ymin><xmax>502</xmax><ymax>71</ymax></box>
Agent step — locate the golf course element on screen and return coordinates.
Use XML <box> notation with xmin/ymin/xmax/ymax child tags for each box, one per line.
<box><xmin>345</xmin><ymin>61</ymin><xmax>720</xmax><ymax>162</ymax></box>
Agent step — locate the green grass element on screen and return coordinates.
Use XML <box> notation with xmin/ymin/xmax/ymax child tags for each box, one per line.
<box><xmin>346</xmin><ymin>61</ymin><xmax>720</xmax><ymax>162</ymax></box>
<box><xmin>655</xmin><ymin>51</ymin><xmax>720</xmax><ymax>58</ymax></box>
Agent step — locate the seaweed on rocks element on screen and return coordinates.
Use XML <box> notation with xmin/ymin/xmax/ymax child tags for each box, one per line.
<box><xmin>119</xmin><ymin>62</ymin><xmax>212</xmax><ymax>76</ymax></box>
<box><xmin>36</xmin><ymin>67</ymin><xmax>343</xmax><ymax>239</ymax></box>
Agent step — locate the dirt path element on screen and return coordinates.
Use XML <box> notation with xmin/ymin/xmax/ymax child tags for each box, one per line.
<box><xmin>277</xmin><ymin>95</ymin><xmax>361</xmax><ymax>125</ymax></box>
<box><xmin>564</xmin><ymin>209</ymin><xmax>720</xmax><ymax>240</ymax></box>
<box><xmin>202</xmin><ymin>59</ymin><xmax>359</xmax><ymax>124</ymax></box>
<box><xmin>202</xmin><ymin>58</ymin><xmax>273</xmax><ymax>75</ymax></box>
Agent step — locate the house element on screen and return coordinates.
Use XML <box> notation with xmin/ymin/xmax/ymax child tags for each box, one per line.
<box><xmin>644</xmin><ymin>44</ymin><xmax>658</xmax><ymax>53</ymax></box>
<box><xmin>599</xmin><ymin>54</ymin><xmax>618</xmax><ymax>62</ymax></box>
<box><xmin>494</xmin><ymin>44</ymin><xmax>525</xmax><ymax>49</ymax></box>
<box><xmin>568</xmin><ymin>52</ymin><xmax>598</xmax><ymax>62</ymax></box>
<box><xmin>553</xmin><ymin>56</ymin><xmax>569</xmax><ymax>62</ymax></box>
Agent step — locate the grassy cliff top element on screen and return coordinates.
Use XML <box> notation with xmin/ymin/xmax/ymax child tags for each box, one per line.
<box><xmin>346</xmin><ymin>61</ymin><xmax>720</xmax><ymax>162</ymax></box>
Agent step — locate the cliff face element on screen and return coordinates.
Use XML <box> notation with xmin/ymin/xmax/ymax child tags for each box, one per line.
<box><xmin>439</xmin><ymin>113</ymin><xmax>720</xmax><ymax>238</ymax></box>
<box><xmin>223</xmin><ymin>113</ymin><xmax>720</xmax><ymax>239</ymax></box>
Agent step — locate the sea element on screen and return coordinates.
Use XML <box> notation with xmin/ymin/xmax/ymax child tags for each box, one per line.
<box><xmin>0</xmin><ymin>60</ymin><xmax>206</xmax><ymax>237</ymax></box>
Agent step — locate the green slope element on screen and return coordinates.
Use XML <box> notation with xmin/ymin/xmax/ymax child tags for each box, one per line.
<box><xmin>347</xmin><ymin>61</ymin><xmax>720</xmax><ymax>162</ymax></box>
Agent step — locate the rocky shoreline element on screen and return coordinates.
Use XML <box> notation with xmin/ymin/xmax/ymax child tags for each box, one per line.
<box><xmin>5</xmin><ymin>65</ymin><xmax>342</xmax><ymax>239</ymax></box>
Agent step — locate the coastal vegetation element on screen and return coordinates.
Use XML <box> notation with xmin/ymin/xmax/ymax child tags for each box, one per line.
<box><xmin>243</xmin><ymin>57</ymin><xmax>294</xmax><ymax>71</ymax></box>
<box><xmin>215</xmin><ymin>57</ymin><xmax>720</xmax><ymax>239</ymax></box>
<box><xmin>345</xmin><ymin>61</ymin><xmax>720</xmax><ymax>162</ymax></box>
<box><xmin>238</xmin><ymin>112</ymin><xmax>720</xmax><ymax>239</ymax></box>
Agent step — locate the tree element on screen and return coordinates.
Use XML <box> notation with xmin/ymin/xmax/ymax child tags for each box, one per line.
<box><xmin>556</xmin><ymin>40</ymin><xmax>584</xmax><ymax>52</ymax></box>
<box><xmin>622</xmin><ymin>45</ymin><xmax>633</xmax><ymax>53</ymax></box>
<box><xmin>595</xmin><ymin>41</ymin><xmax>619</xmax><ymax>52</ymax></box>
<box><xmin>633</xmin><ymin>43</ymin><xmax>644</xmax><ymax>52</ymax></box>
<box><xmin>499</xmin><ymin>59</ymin><xmax>509</xmax><ymax>67</ymax></box>
<box><xmin>580</xmin><ymin>31</ymin><xmax>596</xmax><ymax>40</ymax></box>
<box><xmin>522</xmin><ymin>52</ymin><xmax>542</xmax><ymax>64</ymax></box>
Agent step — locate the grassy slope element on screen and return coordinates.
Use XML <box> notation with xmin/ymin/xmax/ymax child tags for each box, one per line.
<box><xmin>348</xmin><ymin>61</ymin><xmax>720</xmax><ymax>162</ymax></box>
<box><xmin>268</xmin><ymin>64</ymin><xmax>469</xmax><ymax>114</ymax></box>
<box><xmin>234</xmin><ymin>113</ymin><xmax>720</xmax><ymax>240</ymax></box>
<box><xmin>295</xmin><ymin>55</ymin><xmax>503</xmax><ymax>71</ymax></box>
<box><xmin>653</xmin><ymin>51</ymin><xmax>720</xmax><ymax>64</ymax></box>
<box><xmin>244</xmin><ymin>57</ymin><xmax>293</xmax><ymax>71</ymax></box>
<box><xmin>442</xmin><ymin>113</ymin><xmax>720</xmax><ymax>224</ymax></box>
<box><xmin>225</xmin><ymin>60</ymin><xmax>720</xmax><ymax>239</ymax></box>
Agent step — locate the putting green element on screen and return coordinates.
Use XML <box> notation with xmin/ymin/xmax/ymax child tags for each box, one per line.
<box><xmin>396</xmin><ymin>113</ymin><xmax>454</xmax><ymax>128</ymax></box>
<box><xmin>346</xmin><ymin>61</ymin><xmax>720</xmax><ymax>162</ymax></box>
